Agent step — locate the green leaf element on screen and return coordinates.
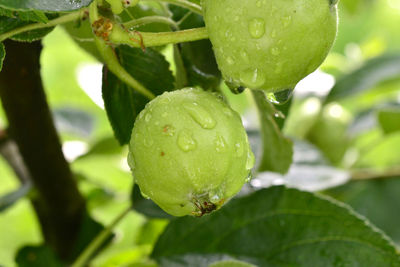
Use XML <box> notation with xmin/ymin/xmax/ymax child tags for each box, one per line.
<box><xmin>15</xmin><ymin>245</ymin><xmax>65</xmax><ymax>267</ymax></box>
<box><xmin>0</xmin><ymin>7</ymin><xmax>48</xmax><ymax>23</ymax></box>
<box><xmin>136</xmin><ymin>219</ymin><xmax>169</xmax><ymax>246</ymax></box>
<box><xmin>69</xmin><ymin>211</ymin><xmax>114</xmax><ymax>261</ymax></box>
<box><xmin>378</xmin><ymin>107</ymin><xmax>400</xmax><ymax>134</ymax></box>
<box><xmin>0</xmin><ymin>0</ymin><xmax>93</xmax><ymax>12</ymax></box>
<box><xmin>77</xmin><ymin>136</ymin><xmax>122</xmax><ymax>160</ymax></box>
<box><xmin>324</xmin><ymin>176</ymin><xmax>400</xmax><ymax>244</ymax></box>
<box><xmin>354</xmin><ymin>132</ymin><xmax>400</xmax><ymax>169</ymax></box>
<box><xmin>0</xmin><ymin>42</ymin><xmax>4</xmax><ymax>71</ymax></box>
<box><xmin>152</xmin><ymin>186</ymin><xmax>400</xmax><ymax>267</ymax></box>
<box><xmin>102</xmin><ymin>45</ymin><xmax>174</xmax><ymax>145</ymax></box>
<box><xmin>326</xmin><ymin>54</ymin><xmax>400</xmax><ymax>102</ymax></box>
<box><xmin>252</xmin><ymin>90</ymin><xmax>293</xmax><ymax>174</ymax></box>
<box><xmin>0</xmin><ymin>15</ymin><xmax>54</xmax><ymax>42</ymax></box>
<box><xmin>208</xmin><ymin>260</ymin><xmax>256</xmax><ymax>267</ymax></box>
<box><xmin>100</xmin><ymin>245</ymin><xmax>155</xmax><ymax>267</ymax></box>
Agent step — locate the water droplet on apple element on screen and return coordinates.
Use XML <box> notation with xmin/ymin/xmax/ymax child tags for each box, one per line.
<box><xmin>267</xmin><ymin>88</ymin><xmax>294</xmax><ymax>105</ymax></box>
<box><xmin>246</xmin><ymin>150</ymin><xmax>255</xmax><ymax>170</ymax></box>
<box><xmin>214</xmin><ymin>133</ymin><xmax>227</xmax><ymax>152</ymax></box>
<box><xmin>248</xmin><ymin>18</ymin><xmax>265</xmax><ymax>39</ymax></box>
<box><xmin>235</xmin><ymin>142</ymin><xmax>244</xmax><ymax>157</ymax></box>
<box><xmin>145</xmin><ymin>113</ymin><xmax>152</xmax><ymax>122</ymax></box>
<box><xmin>183</xmin><ymin>102</ymin><xmax>216</xmax><ymax>129</ymax></box>
<box><xmin>240</xmin><ymin>68</ymin><xmax>266</xmax><ymax>88</ymax></box>
<box><xmin>177</xmin><ymin>129</ymin><xmax>197</xmax><ymax>152</ymax></box>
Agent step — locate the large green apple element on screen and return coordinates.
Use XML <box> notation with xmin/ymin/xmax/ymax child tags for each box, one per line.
<box><xmin>128</xmin><ymin>88</ymin><xmax>254</xmax><ymax>216</ymax></box>
<box><xmin>202</xmin><ymin>0</ymin><xmax>338</xmax><ymax>93</ymax></box>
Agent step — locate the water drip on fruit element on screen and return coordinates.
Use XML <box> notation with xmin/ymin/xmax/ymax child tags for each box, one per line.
<box><xmin>209</xmin><ymin>191</ymin><xmax>222</xmax><ymax>204</ymax></box>
<box><xmin>177</xmin><ymin>130</ymin><xmax>197</xmax><ymax>152</ymax></box>
<box><xmin>235</xmin><ymin>142</ymin><xmax>244</xmax><ymax>157</ymax></box>
<box><xmin>143</xmin><ymin>137</ymin><xmax>154</xmax><ymax>147</ymax></box>
<box><xmin>183</xmin><ymin>103</ymin><xmax>216</xmax><ymax>129</ymax></box>
<box><xmin>245</xmin><ymin>172</ymin><xmax>253</xmax><ymax>183</ymax></box>
<box><xmin>144</xmin><ymin>113</ymin><xmax>152</xmax><ymax>122</ymax></box>
<box><xmin>240</xmin><ymin>68</ymin><xmax>266</xmax><ymax>88</ymax></box>
<box><xmin>267</xmin><ymin>88</ymin><xmax>294</xmax><ymax>105</ymax></box>
<box><xmin>162</xmin><ymin>125</ymin><xmax>175</xmax><ymax>136</ymax></box>
<box><xmin>248</xmin><ymin>18</ymin><xmax>266</xmax><ymax>39</ymax></box>
<box><xmin>140</xmin><ymin>191</ymin><xmax>150</xmax><ymax>199</ymax></box>
<box><xmin>214</xmin><ymin>133</ymin><xmax>227</xmax><ymax>152</ymax></box>
<box><xmin>246</xmin><ymin>150</ymin><xmax>255</xmax><ymax>170</ymax></box>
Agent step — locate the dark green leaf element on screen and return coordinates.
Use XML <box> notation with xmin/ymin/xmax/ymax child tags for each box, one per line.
<box><xmin>0</xmin><ymin>15</ymin><xmax>54</xmax><ymax>42</ymax></box>
<box><xmin>0</xmin><ymin>42</ymin><xmax>4</xmax><ymax>71</ymax></box>
<box><xmin>152</xmin><ymin>186</ymin><xmax>400</xmax><ymax>267</ymax></box>
<box><xmin>252</xmin><ymin>90</ymin><xmax>293</xmax><ymax>174</ymax></box>
<box><xmin>136</xmin><ymin>219</ymin><xmax>169</xmax><ymax>246</ymax></box>
<box><xmin>326</xmin><ymin>54</ymin><xmax>400</xmax><ymax>102</ymax></box>
<box><xmin>131</xmin><ymin>185</ymin><xmax>172</xmax><ymax>219</ymax></box>
<box><xmin>169</xmin><ymin>5</ymin><xmax>221</xmax><ymax>90</ymax></box>
<box><xmin>378</xmin><ymin>108</ymin><xmax>400</xmax><ymax>134</ymax></box>
<box><xmin>324</xmin><ymin>176</ymin><xmax>400</xmax><ymax>244</ymax></box>
<box><xmin>0</xmin><ymin>0</ymin><xmax>93</xmax><ymax>12</ymax></box>
<box><xmin>0</xmin><ymin>7</ymin><xmax>48</xmax><ymax>23</ymax></box>
<box><xmin>102</xmin><ymin>45</ymin><xmax>174</xmax><ymax>145</ymax></box>
<box><xmin>68</xmin><ymin>211</ymin><xmax>114</xmax><ymax>261</ymax></box>
<box><xmin>0</xmin><ymin>182</ymin><xmax>32</xmax><ymax>212</ymax></box>
<box><xmin>15</xmin><ymin>245</ymin><xmax>65</xmax><ymax>267</ymax></box>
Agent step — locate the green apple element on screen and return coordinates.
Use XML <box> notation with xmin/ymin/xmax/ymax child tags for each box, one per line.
<box><xmin>128</xmin><ymin>88</ymin><xmax>254</xmax><ymax>216</ymax></box>
<box><xmin>202</xmin><ymin>0</ymin><xmax>338</xmax><ymax>93</ymax></box>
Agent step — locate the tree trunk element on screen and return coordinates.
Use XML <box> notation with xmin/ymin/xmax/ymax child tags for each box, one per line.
<box><xmin>0</xmin><ymin>40</ymin><xmax>86</xmax><ymax>260</ymax></box>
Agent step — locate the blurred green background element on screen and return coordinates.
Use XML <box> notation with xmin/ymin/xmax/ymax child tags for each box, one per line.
<box><xmin>1</xmin><ymin>0</ymin><xmax>400</xmax><ymax>266</ymax></box>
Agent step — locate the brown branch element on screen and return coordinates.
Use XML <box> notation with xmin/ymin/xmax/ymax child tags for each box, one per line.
<box><xmin>0</xmin><ymin>40</ymin><xmax>86</xmax><ymax>260</ymax></box>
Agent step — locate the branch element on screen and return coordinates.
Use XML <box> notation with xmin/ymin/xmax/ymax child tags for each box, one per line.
<box><xmin>142</xmin><ymin>0</ymin><xmax>202</xmax><ymax>15</ymax></box>
<box><xmin>0</xmin><ymin>40</ymin><xmax>86</xmax><ymax>260</ymax></box>
<box><xmin>110</xmin><ymin>26</ymin><xmax>208</xmax><ymax>47</ymax></box>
